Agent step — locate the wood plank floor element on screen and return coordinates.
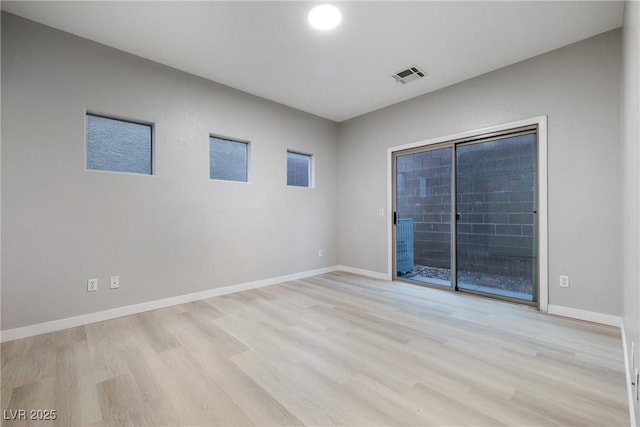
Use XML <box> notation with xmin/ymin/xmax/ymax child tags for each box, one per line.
<box><xmin>1</xmin><ymin>272</ymin><xmax>629</xmax><ymax>426</ymax></box>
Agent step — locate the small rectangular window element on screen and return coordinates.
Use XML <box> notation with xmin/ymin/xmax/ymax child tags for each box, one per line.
<box><xmin>287</xmin><ymin>151</ymin><xmax>312</xmax><ymax>187</ymax></box>
<box><xmin>210</xmin><ymin>136</ymin><xmax>249</xmax><ymax>182</ymax></box>
<box><xmin>86</xmin><ymin>113</ymin><xmax>152</xmax><ymax>174</ymax></box>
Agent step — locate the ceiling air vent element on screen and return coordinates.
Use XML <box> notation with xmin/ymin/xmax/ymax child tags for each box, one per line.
<box><xmin>392</xmin><ymin>65</ymin><xmax>427</xmax><ymax>84</ymax></box>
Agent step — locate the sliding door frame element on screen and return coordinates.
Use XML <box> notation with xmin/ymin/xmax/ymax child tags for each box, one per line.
<box><xmin>387</xmin><ymin>116</ymin><xmax>548</xmax><ymax>312</ymax></box>
<box><xmin>392</xmin><ymin>144</ymin><xmax>456</xmax><ymax>290</ymax></box>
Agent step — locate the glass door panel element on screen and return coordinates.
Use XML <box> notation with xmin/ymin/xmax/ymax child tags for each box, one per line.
<box><xmin>395</xmin><ymin>147</ymin><xmax>452</xmax><ymax>287</ymax></box>
<box><xmin>455</xmin><ymin>134</ymin><xmax>536</xmax><ymax>301</ymax></box>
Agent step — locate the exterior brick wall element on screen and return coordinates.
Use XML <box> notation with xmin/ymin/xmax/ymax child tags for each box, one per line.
<box><xmin>396</xmin><ymin>135</ymin><xmax>536</xmax><ymax>279</ymax></box>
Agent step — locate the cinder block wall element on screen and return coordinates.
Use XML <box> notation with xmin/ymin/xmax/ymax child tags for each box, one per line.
<box><xmin>396</xmin><ymin>134</ymin><xmax>536</xmax><ymax>279</ymax></box>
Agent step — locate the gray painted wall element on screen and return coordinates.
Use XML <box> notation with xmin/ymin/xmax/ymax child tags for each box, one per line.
<box><xmin>0</xmin><ymin>11</ymin><xmax>629</xmax><ymax>333</ymax></box>
<box><xmin>1</xmin><ymin>13</ymin><xmax>339</xmax><ymax>330</ymax></box>
<box><xmin>622</xmin><ymin>1</ymin><xmax>640</xmax><ymax>423</ymax></box>
<box><xmin>338</xmin><ymin>29</ymin><xmax>622</xmax><ymax>316</ymax></box>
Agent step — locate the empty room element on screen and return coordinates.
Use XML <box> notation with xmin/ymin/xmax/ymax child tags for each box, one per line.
<box><xmin>1</xmin><ymin>1</ymin><xmax>639</xmax><ymax>426</ymax></box>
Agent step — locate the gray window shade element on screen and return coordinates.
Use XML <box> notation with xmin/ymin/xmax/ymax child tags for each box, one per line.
<box><xmin>210</xmin><ymin>137</ymin><xmax>248</xmax><ymax>182</ymax></box>
<box><xmin>86</xmin><ymin>113</ymin><xmax>152</xmax><ymax>174</ymax></box>
<box><xmin>287</xmin><ymin>151</ymin><xmax>311</xmax><ymax>187</ymax></box>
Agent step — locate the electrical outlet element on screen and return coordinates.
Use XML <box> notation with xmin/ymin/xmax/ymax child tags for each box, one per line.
<box><xmin>559</xmin><ymin>275</ymin><xmax>570</xmax><ymax>288</ymax></box>
<box><xmin>318</xmin><ymin>249</ymin><xmax>323</xmax><ymax>257</ymax></box>
<box><xmin>379</xmin><ymin>208</ymin><xmax>384</xmax><ymax>217</ymax></box>
<box><xmin>110</xmin><ymin>276</ymin><xmax>120</xmax><ymax>289</ymax></box>
<box><xmin>87</xmin><ymin>278</ymin><xmax>98</xmax><ymax>292</ymax></box>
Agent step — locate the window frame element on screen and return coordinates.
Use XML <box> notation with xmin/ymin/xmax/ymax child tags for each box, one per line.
<box><xmin>286</xmin><ymin>150</ymin><xmax>314</xmax><ymax>188</ymax></box>
<box><xmin>209</xmin><ymin>134</ymin><xmax>251</xmax><ymax>183</ymax></box>
<box><xmin>85</xmin><ymin>111</ymin><xmax>154</xmax><ymax>175</ymax></box>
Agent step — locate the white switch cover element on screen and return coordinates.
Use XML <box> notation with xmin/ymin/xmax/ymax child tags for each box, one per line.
<box><xmin>87</xmin><ymin>278</ymin><xmax>98</xmax><ymax>292</ymax></box>
<box><xmin>379</xmin><ymin>208</ymin><xmax>384</xmax><ymax>216</ymax></box>
<box><xmin>110</xmin><ymin>276</ymin><xmax>120</xmax><ymax>289</ymax></box>
<box><xmin>318</xmin><ymin>250</ymin><xmax>323</xmax><ymax>257</ymax></box>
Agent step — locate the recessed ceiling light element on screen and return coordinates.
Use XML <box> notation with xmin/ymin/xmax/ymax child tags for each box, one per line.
<box><xmin>308</xmin><ymin>4</ymin><xmax>342</xmax><ymax>31</ymax></box>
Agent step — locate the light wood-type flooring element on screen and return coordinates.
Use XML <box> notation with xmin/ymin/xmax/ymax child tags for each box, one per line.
<box><xmin>1</xmin><ymin>272</ymin><xmax>629</xmax><ymax>426</ymax></box>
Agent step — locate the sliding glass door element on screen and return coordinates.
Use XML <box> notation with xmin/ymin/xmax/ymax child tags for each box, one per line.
<box><xmin>393</xmin><ymin>128</ymin><xmax>537</xmax><ymax>304</ymax></box>
<box><xmin>455</xmin><ymin>133</ymin><xmax>536</xmax><ymax>302</ymax></box>
<box><xmin>394</xmin><ymin>147</ymin><xmax>453</xmax><ymax>287</ymax></box>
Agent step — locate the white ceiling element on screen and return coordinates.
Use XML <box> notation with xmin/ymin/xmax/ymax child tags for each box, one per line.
<box><xmin>2</xmin><ymin>1</ymin><xmax>624</xmax><ymax>122</ymax></box>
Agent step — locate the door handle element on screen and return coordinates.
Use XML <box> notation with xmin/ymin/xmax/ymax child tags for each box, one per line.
<box><xmin>393</xmin><ymin>211</ymin><xmax>397</xmax><ymax>225</ymax></box>
<box><xmin>456</xmin><ymin>213</ymin><xmax>461</xmax><ymax>221</ymax></box>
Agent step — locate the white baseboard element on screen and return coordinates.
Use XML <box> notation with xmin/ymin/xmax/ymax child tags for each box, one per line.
<box><xmin>336</xmin><ymin>265</ymin><xmax>391</xmax><ymax>281</ymax></box>
<box><xmin>547</xmin><ymin>304</ymin><xmax>623</xmax><ymax>327</ymax></box>
<box><xmin>621</xmin><ymin>323</ymin><xmax>638</xmax><ymax>427</ymax></box>
<box><xmin>0</xmin><ymin>266</ymin><xmax>340</xmax><ymax>343</ymax></box>
<box><xmin>1</xmin><ymin>267</ymin><xmax>625</xmax><ymax>344</ymax></box>
<box><xmin>547</xmin><ymin>306</ymin><xmax>635</xmax><ymax>425</ymax></box>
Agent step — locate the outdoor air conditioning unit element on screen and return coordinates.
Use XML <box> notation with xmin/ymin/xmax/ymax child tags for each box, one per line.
<box><xmin>397</xmin><ymin>218</ymin><xmax>415</xmax><ymax>274</ymax></box>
